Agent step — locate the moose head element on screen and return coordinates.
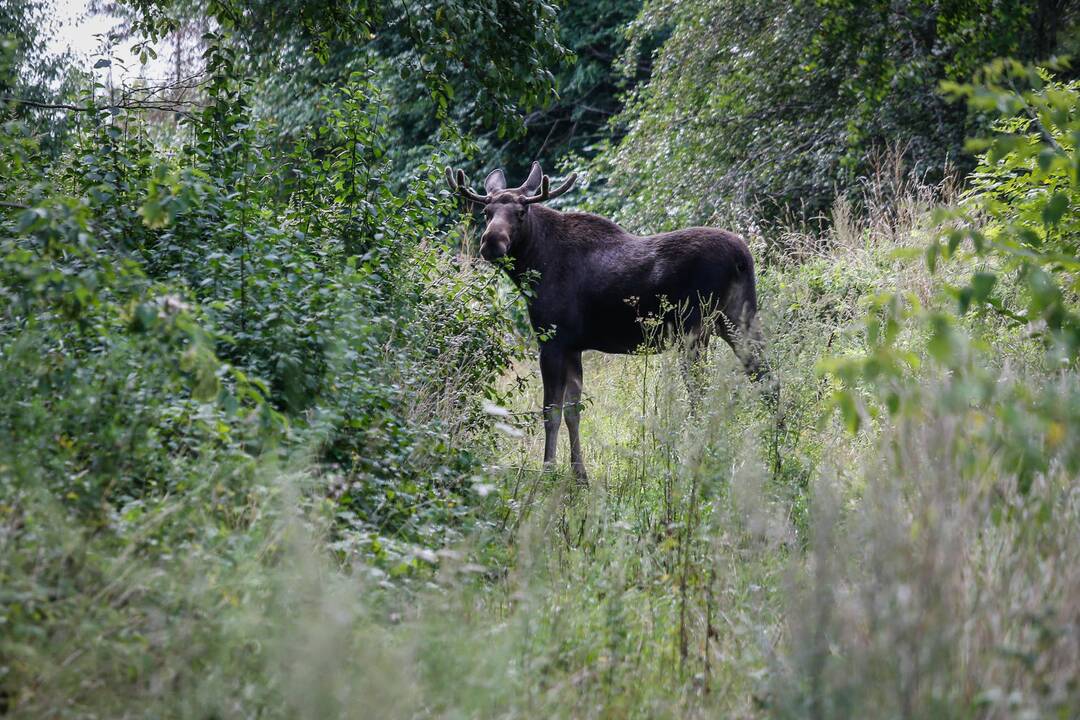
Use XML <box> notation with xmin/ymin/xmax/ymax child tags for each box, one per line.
<box><xmin>445</xmin><ymin>161</ymin><xmax>577</xmax><ymax>261</ymax></box>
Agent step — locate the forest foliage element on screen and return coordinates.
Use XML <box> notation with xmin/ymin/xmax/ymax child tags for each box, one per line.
<box><xmin>1</xmin><ymin>0</ymin><xmax>1079</xmax><ymax>717</ymax></box>
<box><xmin>597</xmin><ymin>0</ymin><xmax>1078</xmax><ymax>227</ymax></box>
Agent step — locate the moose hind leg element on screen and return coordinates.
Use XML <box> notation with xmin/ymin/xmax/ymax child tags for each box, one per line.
<box><xmin>539</xmin><ymin>346</ymin><xmax>568</xmax><ymax>470</ymax></box>
<box><xmin>563</xmin><ymin>352</ymin><xmax>587</xmax><ymax>482</ymax></box>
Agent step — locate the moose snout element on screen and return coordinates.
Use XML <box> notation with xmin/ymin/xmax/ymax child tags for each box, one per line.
<box><xmin>480</xmin><ymin>229</ymin><xmax>509</xmax><ymax>260</ymax></box>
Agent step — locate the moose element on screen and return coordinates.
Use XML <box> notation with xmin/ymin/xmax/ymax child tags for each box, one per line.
<box><xmin>446</xmin><ymin>161</ymin><xmax>767</xmax><ymax>481</ymax></box>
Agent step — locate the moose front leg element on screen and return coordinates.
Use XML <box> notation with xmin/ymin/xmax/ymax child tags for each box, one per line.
<box><xmin>539</xmin><ymin>346</ymin><xmax>568</xmax><ymax>470</ymax></box>
<box><xmin>563</xmin><ymin>351</ymin><xmax>588</xmax><ymax>482</ymax></box>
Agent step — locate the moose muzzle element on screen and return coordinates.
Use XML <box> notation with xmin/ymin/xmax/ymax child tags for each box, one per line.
<box><xmin>480</xmin><ymin>229</ymin><xmax>509</xmax><ymax>260</ymax></box>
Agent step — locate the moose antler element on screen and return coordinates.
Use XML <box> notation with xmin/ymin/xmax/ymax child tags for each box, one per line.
<box><xmin>521</xmin><ymin>172</ymin><xmax>577</xmax><ymax>205</ymax></box>
<box><xmin>444</xmin><ymin>167</ymin><xmax>490</xmax><ymax>204</ymax></box>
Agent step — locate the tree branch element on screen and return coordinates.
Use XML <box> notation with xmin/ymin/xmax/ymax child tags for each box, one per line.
<box><xmin>2</xmin><ymin>95</ymin><xmax>197</xmax><ymax>114</ymax></box>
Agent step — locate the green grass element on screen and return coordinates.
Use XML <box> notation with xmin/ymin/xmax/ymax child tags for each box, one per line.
<box><xmin>3</xmin><ymin>197</ymin><xmax>1078</xmax><ymax>719</ymax></box>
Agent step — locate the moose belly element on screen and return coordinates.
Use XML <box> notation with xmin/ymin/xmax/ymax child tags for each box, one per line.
<box><xmin>582</xmin><ymin>319</ymin><xmax>650</xmax><ymax>354</ymax></box>
<box><xmin>578</xmin><ymin>293</ymin><xmax>706</xmax><ymax>354</ymax></box>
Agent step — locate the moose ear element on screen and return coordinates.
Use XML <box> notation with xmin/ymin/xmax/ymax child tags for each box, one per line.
<box><xmin>484</xmin><ymin>168</ymin><xmax>507</xmax><ymax>194</ymax></box>
<box><xmin>521</xmin><ymin>161</ymin><xmax>543</xmax><ymax>194</ymax></box>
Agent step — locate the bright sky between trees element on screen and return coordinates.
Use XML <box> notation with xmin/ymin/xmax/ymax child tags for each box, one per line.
<box><xmin>46</xmin><ymin>0</ymin><xmax>173</xmax><ymax>83</ymax></box>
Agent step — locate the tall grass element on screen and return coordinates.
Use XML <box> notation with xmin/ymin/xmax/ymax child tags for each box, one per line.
<box><xmin>3</xmin><ymin>164</ymin><xmax>1078</xmax><ymax>719</ymax></box>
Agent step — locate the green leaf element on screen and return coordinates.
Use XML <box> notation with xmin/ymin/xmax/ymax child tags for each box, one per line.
<box><xmin>927</xmin><ymin>314</ymin><xmax>960</xmax><ymax>364</ymax></box>
<box><xmin>1026</xmin><ymin>267</ymin><xmax>1060</xmax><ymax>311</ymax></box>
<box><xmin>1037</xmin><ymin>148</ymin><xmax>1060</xmax><ymax>172</ymax></box>
<box><xmin>957</xmin><ymin>286</ymin><xmax>973</xmax><ymax>314</ymax></box>
<box><xmin>16</xmin><ymin>208</ymin><xmax>42</xmax><ymax>233</ymax></box>
<box><xmin>132</xmin><ymin>302</ymin><xmax>158</xmax><ymax>331</ymax></box>
<box><xmin>925</xmin><ymin>241</ymin><xmax>939</xmax><ymax>273</ymax></box>
<box><xmin>946</xmin><ymin>229</ymin><xmax>963</xmax><ymax>256</ymax></box>
<box><xmin>835</xmin><ymin>390</ymin><xmax>860</xmax><ymax>434</ymax></box>
<box><xmin>970</xmin><ymin>272</ymin><xmax>997</xmax><ymax>303</ymax></box>
<box><xmin>139</xmin><ymin>199</ymin><xmax>169</xmax><ymax>229</ymax></box>
<box><xmin>885</xmin><ymin>391</ymin><xmax>900</xmax><ymax>415</ymax></box>
<box><xmin>970</xmin><ymin>231</ymin><xmax>985</xmax><ymax>253</ymax></box>
<box><xmin>1042</xmin><ymin>192</ymin><xmax>1069</xmax><ymax>225</ymax></box>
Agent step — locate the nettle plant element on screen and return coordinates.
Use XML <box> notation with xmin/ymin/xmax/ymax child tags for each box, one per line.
<box><xmin>824</xmin><ymin>62</ymin><xmax>1080</xmax><ymax>492</ymax></box>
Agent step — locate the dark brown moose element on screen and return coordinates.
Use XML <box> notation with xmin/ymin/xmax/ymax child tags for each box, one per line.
<box><xmin>446</xmin><ymin>161</ymin><xmax>767</xmax><ymax>481</ymax></box>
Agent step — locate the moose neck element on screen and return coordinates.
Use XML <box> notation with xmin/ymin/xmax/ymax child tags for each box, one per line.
<box><xmin>503</xmin><ymin>205</ymin><xmax>561</xmax><ymax>291</ymax></box>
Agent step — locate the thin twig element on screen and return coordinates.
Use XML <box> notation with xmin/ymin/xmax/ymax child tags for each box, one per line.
<box><xmin>2</xmin><ymin>96</ymin><xmax>198</xmax><ymax>114</ymax></box>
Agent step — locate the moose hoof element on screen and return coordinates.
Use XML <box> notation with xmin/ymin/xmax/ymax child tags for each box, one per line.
<box><xmin>572</xmin><ymin>464</ymin><xmax>589</xmax><ymax>486</ymax></box>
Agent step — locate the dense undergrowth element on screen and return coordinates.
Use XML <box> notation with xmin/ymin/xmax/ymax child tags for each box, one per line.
<box><xmin>3</xmin><ymin>1</ymin><xmax>1080</xmax><ymax>718</ymax></box>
